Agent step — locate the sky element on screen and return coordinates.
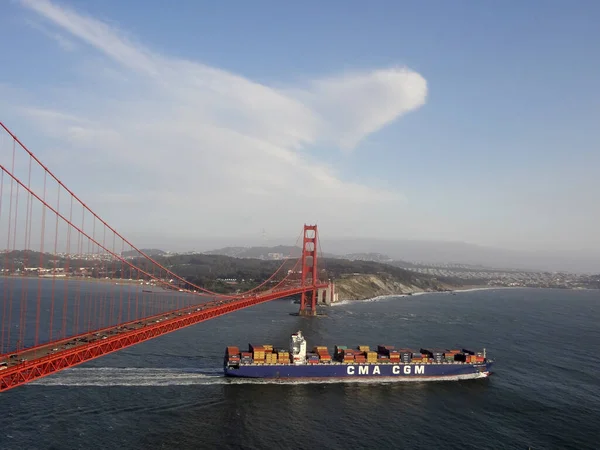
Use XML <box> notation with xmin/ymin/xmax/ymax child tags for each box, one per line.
<box><xmin>1</xmin><ymin>0</ymin><xmax>599</xmax><ymax>259</ymax></box>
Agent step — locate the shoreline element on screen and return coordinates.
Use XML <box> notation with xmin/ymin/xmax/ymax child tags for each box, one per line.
<box><xmin>329</xmin><ymin>286</ymin><xmax>516</xmax><ymax>306</ymax></box>
<box><xmin>329</xmin><ymin>283</ymin><xmax>597</xmax><ymax>306</ymax></box>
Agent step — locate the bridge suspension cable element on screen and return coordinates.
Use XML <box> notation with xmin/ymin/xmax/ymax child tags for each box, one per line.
<box><xmin>0</xmin><ymin>122</ymin><xmax>302</xmax><ymax>300</ymax></box>
<box><xmin>0</xmin><ymin>121</ymin><xmax>326</xmax><ymax>393</ymax></box>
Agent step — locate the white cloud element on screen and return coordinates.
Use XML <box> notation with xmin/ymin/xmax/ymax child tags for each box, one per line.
<box><xmin>13</xmin><ymin>0</ymin><xmax>427</xmax><ymax>242</ymax></box>
<box><xmin>301</xmin><ymin>68</ymin><xmax>428</xmax><ymax>150</ymax></box>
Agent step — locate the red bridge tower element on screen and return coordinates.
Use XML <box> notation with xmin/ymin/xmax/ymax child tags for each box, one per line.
<box><xmin>299</xmin><ymin>224</ymin><xmax>319</xmax><ymax>316</ymax></box>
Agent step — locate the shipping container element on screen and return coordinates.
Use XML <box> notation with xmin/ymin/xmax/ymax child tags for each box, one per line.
<box><xmin>377</xmin><ymin>345</ymin><xmax>394</xmax><ymax>354</ymax></box>
<box><xmin>225</xmin><ymin>332</ymin><xmax>492</xmax><ymax>379</ymax></box>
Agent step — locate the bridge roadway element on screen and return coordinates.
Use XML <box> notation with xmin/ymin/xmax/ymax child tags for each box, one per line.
<box><xmin>0</xmin><ymin>283</ymin><xmax>326</xmax><ymax>392</ymax></box>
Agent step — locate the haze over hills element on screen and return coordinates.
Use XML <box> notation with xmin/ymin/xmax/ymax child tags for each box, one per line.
<box><xmin>197</xmin><ymin>242</ymin><xmax>599</xmax><ymax>274</ymax></box>
<box><xmin>118</xmin><ymin>242</ymin><xmax>599</xmax><ymax>290</ymax></box>
<box><xmin>202</xmin><ymin>245</ymin><xmax>338</xmax><ymax>259</ymax></box>
<box><xmin>122</xmin><ymin>236</ymin><xmax>599</xmax><ymax>274</ymax></box>
<box><xmin>320</xmin><ymin>238</ymin><xmax>600</xmax><ymax>274</ymax></box>
<box><xmin>121</xmin><ymin>249</ymin><xmax>168</xmax><ymax>258</ymax></box>
<box><xmin>203</xmin><ymin>246</ymin><xmax>303</xmax><ymax>259</ymax></box>
<box><xmin>195</xmin><ymin>243</ymin><xmax>599</xmax><ymax>289</ymax></box>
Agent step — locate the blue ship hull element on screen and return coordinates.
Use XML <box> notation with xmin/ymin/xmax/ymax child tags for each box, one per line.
<box><xmin>225</xmin><ymin>361</ymin><xmax>493</xmax><ymax>381</ymax></box>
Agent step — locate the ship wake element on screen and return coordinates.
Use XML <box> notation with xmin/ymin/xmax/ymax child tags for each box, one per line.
<box><xmin>29</xmin><ymin>367</ymin><xmax>489</xmax><ymax>387</ymax></box>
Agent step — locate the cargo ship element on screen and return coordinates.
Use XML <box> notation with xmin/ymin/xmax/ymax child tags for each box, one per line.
<box><xmin>224</xmin><ymin>331</ymin><xmax>493</xmax><ymax>381</ymax></box>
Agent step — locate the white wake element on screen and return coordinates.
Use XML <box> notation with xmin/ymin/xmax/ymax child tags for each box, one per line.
<box><xmin>29</xmin><ymin>367</ymin><xmax>488</xmax><ymax>387</ymax></box>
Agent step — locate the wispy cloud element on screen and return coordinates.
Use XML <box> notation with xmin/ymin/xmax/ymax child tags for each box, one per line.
<box><xmin>23</xmin><ymin>17</ymin><xmax>78</xmax><ymax>51</ymax></box>
<box><xmin>14</xmin><ymin>0</ymin><xmax>428</xmax><ymax>241</ymax></box>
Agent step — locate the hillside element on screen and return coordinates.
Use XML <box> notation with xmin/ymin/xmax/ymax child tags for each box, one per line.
<box><xmin>334</xmin><ymin>273</ymin><xmax>458</xmax><ymax>301</ymax></box>
<box><xmin>154</xmin><ymin>254</ymin><xmax>459</xmax><ymax>295</ymax></box>
<box><xmin>122</xmin><ymin>248</ymin><xmax>167</xmax><ymax>258</ymax></box>
<box><xmin>203</xmin><ymin>245</ymin><xmax>338</xmax><ymax>259</ymax></box>
<box><xmin>321</xmin><ymin>258</ymin><xmax>465</xmax><ymax>300</ymax></box>
<box><xmin>0</xmin><ymin>249</ymin><xmax>459</xmax><ymax>296</ymax></box>
<box><xmin>343</xmin><ymin>252</ymin><xmax>394</xmax><ymax>263</ymax></box>
<box><xmin>203</xmin><ymin>245</ymin><xmax>301</xmax><ymax>259</ymax></box>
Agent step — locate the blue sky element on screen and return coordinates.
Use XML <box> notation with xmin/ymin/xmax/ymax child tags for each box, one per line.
<box><xmin>1</xmin><ymin>0</ymin><xmax>599</xmax><ymax>254</ymax></box>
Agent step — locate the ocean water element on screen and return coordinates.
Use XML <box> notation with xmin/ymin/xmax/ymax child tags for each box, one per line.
<box><xmin>1</xmin><ymin>288</ymin><xmax>599</xmax><ymax>450</ymax></box>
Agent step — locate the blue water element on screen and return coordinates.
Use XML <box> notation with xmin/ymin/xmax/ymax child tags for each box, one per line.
<box><xmin>1</xmin><ymin>288</ymin><xmax>599</xmax><ymax>449</ymax></box>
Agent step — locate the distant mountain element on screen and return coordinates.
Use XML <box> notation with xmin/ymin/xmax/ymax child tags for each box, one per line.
<box><xmin>120</xmin><ymin>238</ymin><xmax>598</xmax><ymax>274</ymax></box>
<box><xmin>121</xmin><ymin>248</ymin><xmax>167</xmax><ymax>258</ymax></box>
<box><xmin>321</xmin><ymin>238</ymin><xmax>600</xmax><ymax>274</ymax></box>
<box><xmin>200</xmin><ymin>245</ymin><xmax>541</xmax><ymax>272</ymax></box>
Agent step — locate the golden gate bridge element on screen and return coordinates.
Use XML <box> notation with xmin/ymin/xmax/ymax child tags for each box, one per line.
<box><xmin>0</xmin><ymin>121</ymin><xmax>330</xmax><ymax>393</ymax></box>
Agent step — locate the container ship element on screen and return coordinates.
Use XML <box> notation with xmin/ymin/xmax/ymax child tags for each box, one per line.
<box><xmin>224</xmin><ymin>331</ymin><xmax>493</xmax><ymax>381</ymax></box>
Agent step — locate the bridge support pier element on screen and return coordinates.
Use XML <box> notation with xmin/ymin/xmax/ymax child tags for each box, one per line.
<box><xmin>316</xmin><ymin>282</ymin><xmax>337</xmax><ymax>305</ymax></box>
<box><xmin>298</xmin><ymin>291</ymin><xmax>318</xmax><ymax>316</ymax></box>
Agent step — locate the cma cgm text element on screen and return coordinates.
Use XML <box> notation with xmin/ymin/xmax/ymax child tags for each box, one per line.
<box><xmin>346</xmin><ymin>365</ymin><xmax>425</xmax><ymax>375</ymax></box>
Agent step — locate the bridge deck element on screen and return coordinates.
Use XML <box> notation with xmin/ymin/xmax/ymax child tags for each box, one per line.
<box><xmin>0</xmin><ymin>284</ymin><xmax>326</xmax><ymax>392</ymax></box>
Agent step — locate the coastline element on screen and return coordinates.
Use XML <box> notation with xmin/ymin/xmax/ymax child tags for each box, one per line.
<box><xmin>329</xmin><ymin>286</ymin><xmax>512</xmax><ymax>306</ymax></box>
